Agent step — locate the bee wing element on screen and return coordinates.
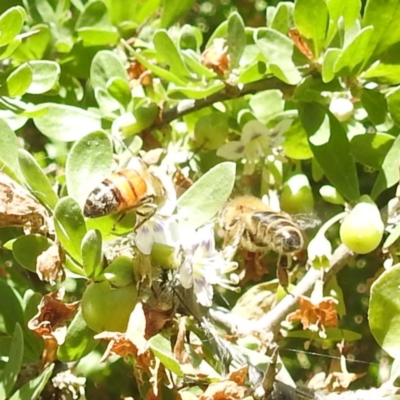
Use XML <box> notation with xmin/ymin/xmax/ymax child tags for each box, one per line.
<box><xmin>291</xmin><ymin>213</ymin><xmax>321</xmax><ymax>230</ymax></box>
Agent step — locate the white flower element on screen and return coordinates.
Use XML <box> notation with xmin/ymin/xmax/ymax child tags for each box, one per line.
<box><xmin>178</xmin><ymin>225</ymin><xmax>238</xmax><ymax>307</ymax></box>
<box><xmin>135</xmin><ymin>217</ymin><xmax>180</xmax><ymax>255</ymax></box>
<box><xmin>308</xmin><ymin>234</ymin><xmax>332</xmax><ymax>269</ymax></box>
<box><xmin>217</xmin><ymin>119</ymin><xmax>292</xmax><ymax>174</ymax></box>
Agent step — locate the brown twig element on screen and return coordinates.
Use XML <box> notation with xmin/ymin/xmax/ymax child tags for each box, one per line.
<box><xmin>140</xmin><ymin>77</ymin><xmax>295</xmax><ymax>134</ymax></box>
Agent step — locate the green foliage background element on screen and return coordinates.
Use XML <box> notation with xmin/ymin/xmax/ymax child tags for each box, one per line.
<box><xmin>1</xmin><ymin>0</ymin><xmax>400</xmax><ymax>398</ymax></box>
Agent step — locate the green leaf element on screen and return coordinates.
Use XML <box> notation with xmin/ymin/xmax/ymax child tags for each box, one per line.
<box><xmin>58</xmin><ymin>308</ymin><xmax>98</xmax><ymax>362</ymax></box>
<box><xmin>363</xmin><ymin>0</ymin><xmax>400</xmax><ymax>60</ymax></box>
<box><xmin>9</xmin><ymin>364</ymin><xmax>54</xmax><ymax>400</ymax></box>
<box><xmin>283</xmin><ymin>120</ymin><xmax>313</xmax><ymax>160</ymax></box>
<box><xmin>333</xmin><ymin>26</ymin><xmax>374</xmax><ymax>76</ymax></box>
<box><xmin>177</xmin><ymin>162</ymin><xmax>236</xmax><ymax>230</ymax></box>
<box><xmin>153</xmin><ymin>30</ymin><xmax>191</xmax><ymax>79</ymax></box>
<box><xmin>104</xmin><ymin>0</ymin><xmax>138</xmax><ymax>26</ymax></box>
<box><xmin>387</xmin><ymin>86</ymin><xmax>400</xmax><ymax>126</ymax></box>
<box><xmin>65</xmin><ymin>130</ymin><xmax>113</xmax><ymax>208</ymax></box>
<box><xmin>227</xmin><ymin>12</ymin><xmax>246</xmax><ymax>69</ymax></box>
<box><xmin>12</xmin><ymin>235</ymin><xmax>52</xmax><ymax>272</ymax></box>
<box><xmin>350</xmin><ymin>133</ymin><xmax>394</xmax><ymax>170</ymax></box>
<box><xmin>0</xmin><ymin>324</ymin><xmax>23</xmax><ymax>399</ymax></box>
<box><xmin>249</xmin><ymin>90</ymin><xmax>284</xmax><ymax>123</ymax></box>
<box><xmin>81</xmin><ymin>229</ymin><xmax>102</xmax><ymax>278</ymax></box>
<box><xmin>26</xmin><ymin>61</ymin><xmax>60</xmax><ymax>94</ymax></box>
<box><xmin>371</xmin><ymin>133</ymin><xmax>400</xmax><ymax>200</ymax></box>
<box><xmin>0</xmin><ymin>38</ymin><xmax>21</xmax><ymax>60</ymax></box>
<box><xmin>120</xmin><ymin>105</ymin><xmax>159</xmax><ymax>137</ymax></box>
<box><xmin>180</xmin><ymin>24</ymin><xmax>203</xmax><ymax>51</ymax></box>
<box><xmin>2</xmin><ymin>63</ymin><xmax>32</xmax><ymax>97</ymax></box>
<box><xmin>160</xmin><ymin>0</ymin><xmax>196</xmax><ymax>29</ymax></box>
<box><xmin>149</xmin><ymin>334</ymin><xmax>183</xmax><ymax>376</ymax></box>
<box><xmin>0</xmin><ymin>6</ymin><xmax>25</xmax><ymax>46</ymax></box>
<box><xmin>90</xmin><ymin>50</ymin><xmax>128</xmax><ymax>90</ymax></box>
<box><xmin>360</xmin><ymin>88</ymin><xmax>387</xmax><ymax>126</ymax></box>
<box><xmin>0</xmin><ymin>280</ymin><xmax>24</xmax><ymax>335</ymax></box>
<box><xmin>182</xmin><ymin>50</ymin><xmax>216</xmax><ymax>78</ymax></box>
<box><xmin>128</xmin><ymin>48</ymin><xmax>186</xmax><ymax>86</ymax></box>
<box><xmin>0</xmin><ymin>119</ymin><xmax>22</xmax><ymax>182</ymax></box>
<box><xmin>321</xmin><ymin>48</ymin><xmax>341</xmax><ymax>82</ymax></box>
<box><xmin>194</xmin><ymin>113</ymin><xmax>228</xmax><ymax>150</ymax></box>
<box><xmin>293</xmin><ymin>0</ymin><xmax>328</xmax><ymax>57</ymax></box>
<box><xmin>298</xmin><ymin>102</ymin><xmax>360</xmax><ymax>201</ymax></box>
<box><xmin>54</xmin><ymin>197</ymin><xmax>87</xmax><ymax>262</ymax></box>
<box><xmin>325</xmin><ymin>0</ymin><xmax>361</xmax><ymax>45</ymax></box>
<box><xmin>384</xmin><ymin>223</ymin><xmax>400</xmax><ymax>249</ymax></box>
<box><xmin>254</xmin><ymin>28</ymin><xmax>302</xmax><ymax>84</ymax></box>
<box><xmin>18</xmin><ymin>149</ymin><xmax>59</xmax><ymax>209</ymax></box>
<box><xmin>33</xmin><ymin>104</ymin><xmax>102</xmax><ymax>142</ymax></box>
<box><xmin>78</xmin><ymin>28</ymin><xmax>119</xmax><ymax>47</ymax></box>
<box><xmin>269</xmin><ymin>2</ymin><xmax>293</xmax><ymax>34</ymax></box>
<box><xmin>369</xmin><ymin>264</ymin><xmax>400</xmax><ymax>358</ymax></box>
<box><xmin>107</xmin><ymin>77</ymin><xmax>131</xmax><ymax>109</ymax></box>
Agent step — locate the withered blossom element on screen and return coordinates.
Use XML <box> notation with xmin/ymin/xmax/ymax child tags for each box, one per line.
<box><xmin>36</xmin><ymin>242</ymin><xmax>66</xmax><ymax>285</ymax></box>
<box><xmin>28</xmin><ymin>288</ymin><xmax>79</xmax><ymax>364</ymax></box>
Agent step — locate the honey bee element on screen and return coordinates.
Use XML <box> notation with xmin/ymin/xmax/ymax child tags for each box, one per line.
<box><xmin>219</xmin><ymin>195</ymin><xmax>319</xmax><ymax>289</ymax></box>
<box><xmin>84</xmin><ymin>157</ymin><xmax>166</xmax><ymax>227</ymax></box>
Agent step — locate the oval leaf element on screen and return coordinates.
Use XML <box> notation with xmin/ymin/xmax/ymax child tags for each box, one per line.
<box><xmin>298</xmin><ymin>102</ymin><xmax>360</xmax><ymax>201</ymax></box>
<box><xmin>350</xmin><ymin>133</ymin><xmax>393</xmax><ymax>170</ymax></box>
<box><xmin>12</xmin><ymin>235</ymin><xmax>52</xmax><ymax>272</ymax></box>
<box><xmin>33</xmin><ymin>104</ymin><xmax>102</xmax><ymax>142</ymax></box>
<box><xmin>65</xmin><ymin>130</ymin><xmax>113</xmax><ymax>208</ymax></box>
<box><xmin>369</xmin><ymin>264</ymin><xmax>400</xmax><ymax>358</ymax></box>
<box><xmin>58</xmin><ymin>308</ymin><xmax>99</xmax><ymax>362</ymax></box>
<box><xmin>177</xmin><ymin>162</ymin><xmax>236</xmax><ymax>230</ymax></box>
<box><xmin>2</xmin><ymin>63</ymin><xmax>32</xmax><ymax>97</ymax></box>
<box><xmin>26</xmin><ymin>60</ymin><xmax>60</xmax><ymax>94</ymax></box>
<box><xmin>0</xmin><ymin>119</ymin><xmax>23</xmax><ymax>182</ymax></box>
<box><xmin>18</xmin><ymin>149</ymin><xmax>59</xmax><ymax>209</ymax></box>
<box><xmin>371</xmin><ymin>133</ymin><xmax>400</xmax><ymax>200</ymax></box>
<box><xmin>54</xmin><ymin>197</ymin><xmax>87</xmax><ymax>262</ymax></box>
<box><xmin>81</xmin><ymin>229</ymin><xmax>103</xmax><ymax>278</ymax></box>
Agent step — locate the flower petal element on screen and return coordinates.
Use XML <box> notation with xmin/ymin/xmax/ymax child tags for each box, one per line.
<box><xmin>135</xmin><ymin>223</ymin><xmax>154</xmax><ymax>255</ymax></box>
<box><xmin>217</xmin><ymin>141</ymin><xmax>245</xmax><ymax>160</ymax></box>
<box><xmin>241</xmin><ymin>120</ymin><xmax>270</xmax><ymax>145</ymax></box>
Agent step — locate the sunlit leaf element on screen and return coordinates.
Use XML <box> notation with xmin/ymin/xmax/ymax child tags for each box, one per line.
<box><xmin>227</xmin><ymin>12</ymin><xmax>246</xmax><ymax>69</ymax></box>
<box><xmin>33</xmin><ymin>104</ymin><xmax>102</xmax><ymax>142</ymax></box>
<box><xmin>177</xmin><ymin>162</ymin><xmax>236</xmax><ymax>230</ymax></box>
<box><xmin>371</xmin><ymin>133</ymin><xmax>400</xmax><ymax>199</ymax></box>
<box><xmin>54</xmin><ymin>197</ymin><xmax>87</xmax><ymax>262</ymax></box>
<box><xmin>18</xmin><ymin>149</ymin><xmax>59</xmax><ymax>209</ymax></box>
<box><xmin>81</xmin><ymin>229</ymin><xmax>103</xmax><ymax>278</ymax></box>
<box><xmin>299</xmin><ymin>102</ymin><xmax>360</xmax><ymax>201</ymax></box>
<box><xmin>369</xmin><ymin>264</ymin><xmax>400</xmax><ymax>358</ymax></box>
<box><xmin>293</xmin><ymin>0</ymin><xmax>328</xmax><ymax>57</ymax></box>
<box><xmin>0</xmin><ymin>6</ymin><xmax>25</xmax><ymax>46</ymax></box>
<box><xmin>65</xmin><ymin>131</ymin><xmax>113</xmax><ymax>208</ymax></box>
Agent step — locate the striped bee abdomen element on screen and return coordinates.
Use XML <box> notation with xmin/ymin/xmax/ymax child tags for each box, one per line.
<box><xmin>84</xmin><ymin>169</ymin><xmax>148</xmax><ymax>218</ymax></box>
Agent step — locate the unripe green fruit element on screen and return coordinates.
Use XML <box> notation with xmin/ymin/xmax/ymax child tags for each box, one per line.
<box><xmin>81</xmin><ymin>281</ymin><xmax>138</xmax><ymax>333</ymax></box>
<box><xmin>280</xmin><ymin>174</ymin><xmax>314</xmax><ymax>214</ymax></box>
<box><xmin>340</xmin><ymin>196</ymin><xmax>384</xmax><ymax>254</ymax></box>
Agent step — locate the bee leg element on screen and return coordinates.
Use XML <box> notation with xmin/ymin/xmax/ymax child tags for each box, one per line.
<box><xmin>277</xmin><ymin>254</ymin><xmax>293</xmax><ymax>295</ymax></box>
<box><xmin>112</xmin><ymin>212</ymin><xmax>127</xmax><ymax>231</ymax></box>
<box><xmin>135</xmin><ymin>203</ymin><xmax>158</xmax><ymax>230</ymax></box>
<box><xmin>222</xmin><ymin>217</ymin><xmax>245</xmax><ymax>261</ymax></box>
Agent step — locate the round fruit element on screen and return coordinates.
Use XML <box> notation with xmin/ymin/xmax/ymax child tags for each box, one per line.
<box><xmin>280</xmin><ymin>173</ymin><xmax>314</xmax><ymax>214</ymax></box>
<box><xmin>81</xmin><ymin>281</ymin><xmax>138</xmax><ymax>333</ymax></box>
<box><xmin>340</xmin><ymin>197</ymin><xmax>384</xmax><ymax>254</ymax></box>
